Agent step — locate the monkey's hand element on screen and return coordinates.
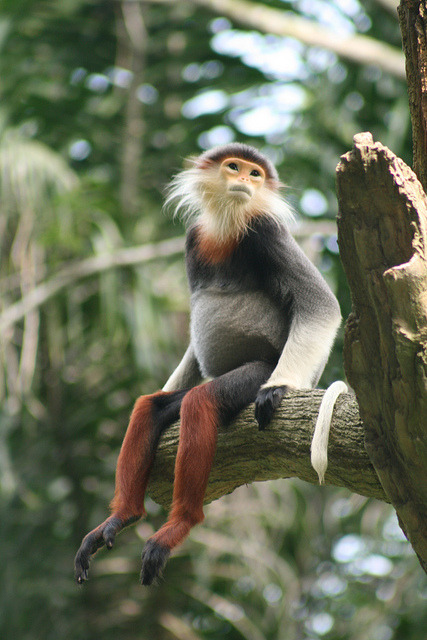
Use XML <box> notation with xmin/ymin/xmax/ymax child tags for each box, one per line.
<box><xmin>74</xmin><ymin>515</ymin><xmax>137</xmax><ymax>584</ymax></box>
<box><xmin>254</xmin><ymin>385</ymin><xmax>289</xmax><ymax>431</ymax></box>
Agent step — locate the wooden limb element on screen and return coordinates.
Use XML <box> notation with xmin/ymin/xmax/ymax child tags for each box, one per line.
<box><xmin>337</xmin><ymin>132</ymin><xmax>427</xmax><ymax>572</ymax></box>
<box><xmin>147</xmin><ymin>390</ymin><xmax>387</xmax><ymax>508</ymax></box>
<box><xmin>143</xmin><ymin>0</ymin><xmax>405</xmax><ymax>78</ymax></box>
<box><xmin>0</xmin><ymin>237</ymin><xmax>185</xmax><ymax>334</ymax></box>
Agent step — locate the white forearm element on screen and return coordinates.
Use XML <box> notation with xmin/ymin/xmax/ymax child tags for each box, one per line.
<box><xmin>263</xmin><ymin>315</ymin><xmax>341</xmax><ymax>390</ymax></box>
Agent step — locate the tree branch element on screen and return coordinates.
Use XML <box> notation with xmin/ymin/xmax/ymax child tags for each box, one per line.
<box><xmin>142</xmin><ymin>0</ymin><xmax>406</xmax><ymax>79</ymax></box>
<box><xmin>147</xmin><ymin>390</ymin><xmax>387</xmax><ymax>510</ymax></box>
<box><xmin>0</xmin><ymin>237</ymin><xmax>185</xmax><ymax>334</ymax></box>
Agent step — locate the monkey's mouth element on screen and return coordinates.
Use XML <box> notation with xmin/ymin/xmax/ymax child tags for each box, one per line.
<box><xmin>229</xmin><ymin>185</ymin><xmax>252</xmax><ymax>197</ymax></box>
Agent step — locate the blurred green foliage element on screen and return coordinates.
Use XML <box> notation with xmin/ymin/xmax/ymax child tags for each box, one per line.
<box><xmin>0</xmin><ymin>1</ymin><xmax>425</xmax><ymax>639</ymax></box>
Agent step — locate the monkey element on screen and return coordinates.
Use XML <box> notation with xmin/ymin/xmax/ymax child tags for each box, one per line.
<box><xmin>74</xmin><ymin>143</ymin><xmax>344</xmax><ymax>586</ymax></box>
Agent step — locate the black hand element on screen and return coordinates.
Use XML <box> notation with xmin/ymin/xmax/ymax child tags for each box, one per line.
<box><xmin>254</xmin><ymin>385</ymin><xmax>289</xmax><ymax>431</ymax></box>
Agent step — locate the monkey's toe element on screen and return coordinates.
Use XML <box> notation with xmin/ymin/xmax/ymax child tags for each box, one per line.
<box><xmin>74</xmin><ymin>515</ymin><xmax>126</xmax><ymax>584</ymax></box>
<box><xmin>140</xmin><ymin>539</ymin><xmax>170</xmax><ymax>586</ymax></box>
<box><xmin>254</xmin><ymin>385</ymin><xmax>289</xmax><ymax>430</ymax></box>
<box><xmin>74</xmin><ymin>531</ymin><xmax>102</xmax><ymax>584</ymax></box>
<box><xmin>74</xmin><ymin>549</ymin><xmax>90</xmax><ymax>584</ymax></box>
<box><xmin>102</xmin><ymin>515</ymin><xmax>125</xmax><ymax>549</ymax></box>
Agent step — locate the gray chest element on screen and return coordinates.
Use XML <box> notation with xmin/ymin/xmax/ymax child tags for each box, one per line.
<box><xmin>190</xmin><ymin>288</ymin><xmax>288</xmax><ymax>378</ymax></box>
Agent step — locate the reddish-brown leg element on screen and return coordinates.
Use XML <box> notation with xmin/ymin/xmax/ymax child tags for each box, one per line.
<box><xmin>140</xmin><ymin>361</ymin><xmax>274</xmax><ymax>585</ymax></box>
<box><xmin>74</xmin><ymin>389</ymin><xmax>185</xmax><ymax>583</ymax></box>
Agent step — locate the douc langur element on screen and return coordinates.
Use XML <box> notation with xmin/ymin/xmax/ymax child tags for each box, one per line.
<box><xmin>75</xmin><ymin>143</ymin><xmax>346</xmax><ymax>586</ymax></box>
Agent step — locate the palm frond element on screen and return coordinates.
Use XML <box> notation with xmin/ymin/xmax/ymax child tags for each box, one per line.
<box><xmin>0</xmin><ymin>130</ymin><xmax>78</xmax><ymax>214</ymax></box>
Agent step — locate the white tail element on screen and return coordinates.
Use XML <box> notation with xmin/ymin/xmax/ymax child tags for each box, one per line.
<box><xmin>311</xmin><ymin>381</ymin><xmax>348</xmax><ymax>484</ymax></box>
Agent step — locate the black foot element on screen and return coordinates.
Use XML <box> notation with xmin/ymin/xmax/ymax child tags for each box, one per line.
<box><xmin>254</xmin><ymin>385</ymin><xmax>289</xmax><ymax>430</ymax></box>
<box><xmin>140</xmin><ymin>539</ymin><xmax>170</xmax><ymax>586</ymax></box>
<box><xmin>74</xmin><ymin>515</ymin><xmax>132</xmax><ymax>584</ymax></box>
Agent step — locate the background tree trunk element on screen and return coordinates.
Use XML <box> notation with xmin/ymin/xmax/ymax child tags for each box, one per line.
<box><xmin>117</xmin><ymin>0</ymin><xmax>147</xmax><ymax>216</ymax></box>
<box><xmin>398</xmin><ymin>0</ymin><xmax>427</xmax><ymax>191</ymax></box>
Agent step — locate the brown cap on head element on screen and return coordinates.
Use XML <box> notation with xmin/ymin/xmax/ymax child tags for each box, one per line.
<box><xmin>196</xmin><ymin>143</ymin><xmax>280</xmax><ymax>186</ymax></box>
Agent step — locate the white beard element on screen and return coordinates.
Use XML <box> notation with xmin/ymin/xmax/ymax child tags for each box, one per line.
<box><xmin>165</xmin><ymin>165</ymin><xmax>294</xmax><ymax>242</ymax></box>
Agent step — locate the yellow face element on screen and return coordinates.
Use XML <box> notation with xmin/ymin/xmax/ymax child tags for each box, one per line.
<box><xmin>219</xmin><ymin>157</ymin><xmax>266</xmax><ymax>200</ymax></box>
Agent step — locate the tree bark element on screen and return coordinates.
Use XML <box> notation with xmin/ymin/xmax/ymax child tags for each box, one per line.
<box><xmin>336</xmin><ymin>131</ymin><xmax>427</xmax><ymax>572</ymax></box>
<box><xmin>148</xmin><ymin>390</ymin><xmax>387</xmax><ymax>508</ymax></box>
<box><xmin>398</xmin><ymin>0</ymin><xmax>427</xmax><ymax>191</ymax></box>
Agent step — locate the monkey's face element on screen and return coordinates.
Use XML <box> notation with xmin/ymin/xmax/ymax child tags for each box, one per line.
<box><xmin>219</xmin><ymin>157</ymin><xmax>266</xmax><ymax>202</ymax></box>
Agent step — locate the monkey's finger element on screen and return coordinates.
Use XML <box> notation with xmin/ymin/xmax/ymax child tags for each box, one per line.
<box><xmin>271</xmin><ymin>386</ymin><xmax>288</xmax><ymax>406</ymax></box>
<box><xmin>254</xmin><ymin>388</ymin><xmax>276</xmax><ymax>430</ymax></box>
<box><xmin>254</xmin><ymin>386</ymin><xmax>288</xmax><ymax>430</ymax></box>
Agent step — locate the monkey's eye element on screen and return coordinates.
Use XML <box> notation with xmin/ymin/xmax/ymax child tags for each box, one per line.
<box><xmin>250</xmin><ymin>169</ymin><xmax>261</xmax><ymax>177</ymax></box>
<box><xmin>227</xmin><ymin>162</ymin><xmax>238</xmax><ymax>171</ymax></box>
